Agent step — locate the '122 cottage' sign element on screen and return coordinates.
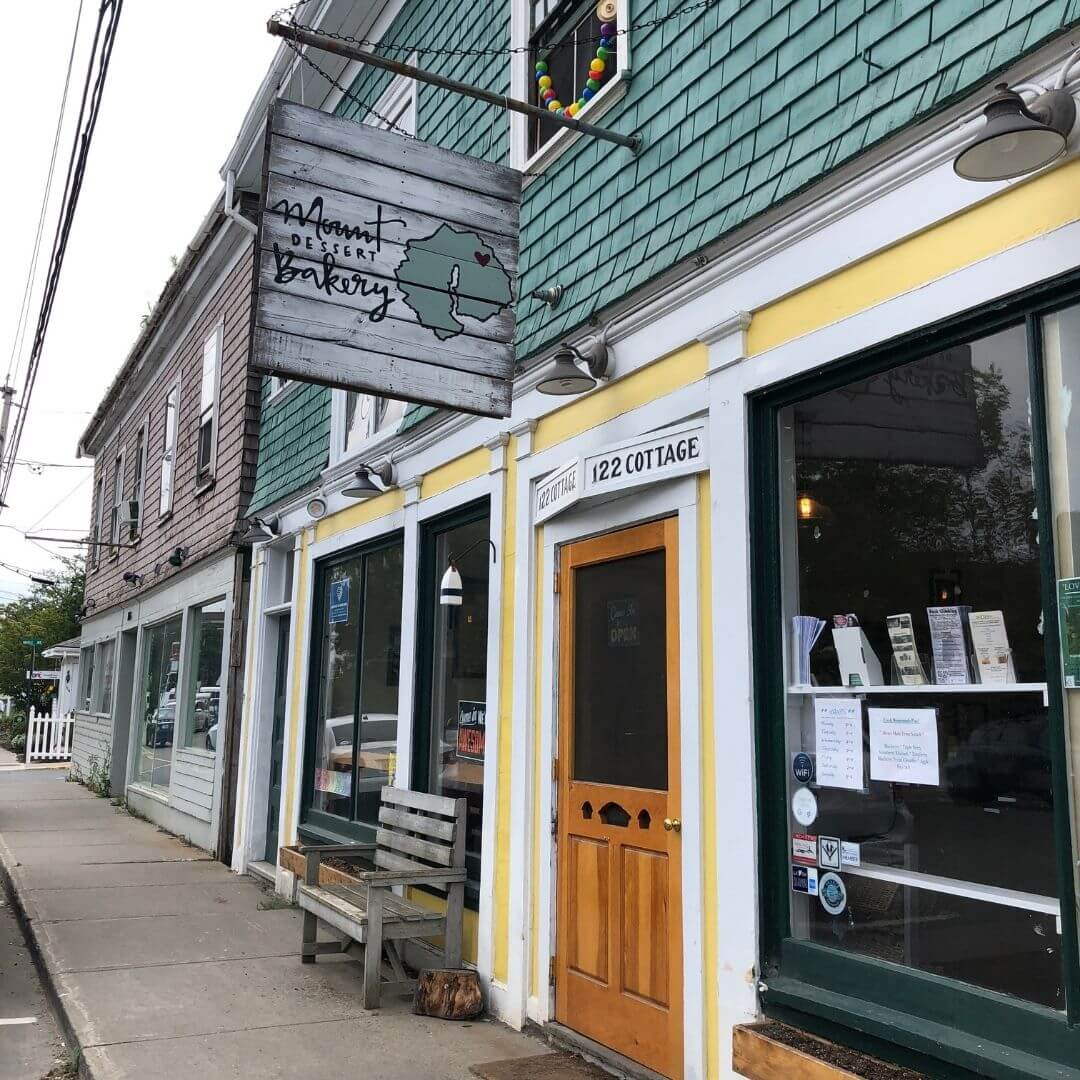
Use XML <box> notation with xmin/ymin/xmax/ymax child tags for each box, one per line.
<box><xmin>252</xmin><ymin>101</ymin><xmax>520</xmax><ymax>418</ymax></box>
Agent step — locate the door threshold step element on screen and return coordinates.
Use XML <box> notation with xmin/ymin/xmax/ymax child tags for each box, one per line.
<box><xmin>246</xmin><ymin>860</ymin><xmax>276</xmax><ymax>885</ymax></box>
<box><xmin>529</xmin><ymin>1021</ymin><xmax>668</xmax><ymax>1080</ymax></box>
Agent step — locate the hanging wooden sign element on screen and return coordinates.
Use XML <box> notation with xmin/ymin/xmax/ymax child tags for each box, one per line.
<box><xmin>252</xmin><ymin>100</ymin><xmax>520</xmax><ymax>417</ymax></box>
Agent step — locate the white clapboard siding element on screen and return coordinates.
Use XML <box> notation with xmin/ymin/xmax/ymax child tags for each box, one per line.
<box><xmin>71</xmin><ymin>711</ymin><xmax>113</xmax><ymax>775</ymax></box>
<box><xmin>252</xmin><ymin>100</ymin><xmax>519</xmax><ymax>418</ymax></box>
<box><xmin>171</xmin><ymin>749</ymin><xmax>217</xmax><ymax>823</ymax></box>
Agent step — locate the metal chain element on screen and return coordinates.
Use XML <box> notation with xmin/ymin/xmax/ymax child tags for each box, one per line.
<box><xmin>281</xmin><ymin>40</ymin><xmax>417</xmax><ymax>138</ymax></box>
<box><xmin>276</xmin><ymin>0</ymin><xmax>719</xmax><ymax>59</ymax></box>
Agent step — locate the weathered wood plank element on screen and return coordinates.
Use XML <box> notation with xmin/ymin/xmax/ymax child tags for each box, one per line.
<box><xmin>273</xmin><ymin>100</ymin><xmax>521</xmax><ymax>204</ymax></box>
<box><xmin>380</xmin><ymin>786</ymin><xmax>459</xmax><ymax>817</ymax></box>
<box><xmin>377</xmin><ymin>805</ymin><xmax>456</xmax><ymax>841</ymax></box>
<box><xmin>376</xmin><ymin>827</ymin><xmax>454</xmax><ymax>866</ymax></box>
<box><xmin>252</xmin><ymin>328</ymin><xmax>512</xmax><ymax>417</ymax></box>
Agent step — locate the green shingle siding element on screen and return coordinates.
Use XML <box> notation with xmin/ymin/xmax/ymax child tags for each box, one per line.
<box><xmin>248</xmin><ymin>379</ymin><xmax>331</xmax><ymax>513</ymax></box>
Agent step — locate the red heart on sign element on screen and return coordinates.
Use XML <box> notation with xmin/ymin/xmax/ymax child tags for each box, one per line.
<box><xmin>474</xmin><ymin>251</ymin><xmax>490</xmax><ymax>266</ymax></box>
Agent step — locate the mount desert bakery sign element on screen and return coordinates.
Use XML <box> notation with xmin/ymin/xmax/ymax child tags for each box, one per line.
<box><xmin>252</xmin><ymin>100</ymin><xmax>520</xmax><ymax>418</ymax></box>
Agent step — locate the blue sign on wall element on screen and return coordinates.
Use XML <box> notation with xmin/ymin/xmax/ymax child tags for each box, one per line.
<box><xmin>329</xmin><ymin>579</ymin><xmax>350</xmax><ymax>624</ymax></box>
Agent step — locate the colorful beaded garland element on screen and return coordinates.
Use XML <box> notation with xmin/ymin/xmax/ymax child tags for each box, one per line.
<box><xmin>534</xmin><ymin>22</ymin><xmax>615</xmax><ymax>120</ymax></box>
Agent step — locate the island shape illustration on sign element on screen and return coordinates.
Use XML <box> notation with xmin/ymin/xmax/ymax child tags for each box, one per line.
<box><xmin>396</xmin><ymin>223</ymin><xmax>513</xmax><ymax>340</ymax></box>
<box><xmin>252</xmin><ymin>100</ymin><xmax>520</xmax><ymax>418</ymax></box>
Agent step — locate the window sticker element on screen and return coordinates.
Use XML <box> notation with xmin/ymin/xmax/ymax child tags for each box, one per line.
<box><xmin>329</xmin><ymin>578</ymin><xmax>350</xmax><ymax>624</ymax></box>
<box><xmin>819</xmin><ymin>872</ymin><xmax>847</xmax><ymax>916</ymax></box>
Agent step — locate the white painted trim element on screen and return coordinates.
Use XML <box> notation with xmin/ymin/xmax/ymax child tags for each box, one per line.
<box><xmin>416</xmin><ymin>474</ymin><xmax>492</xmax><ymax>524</ymax></box>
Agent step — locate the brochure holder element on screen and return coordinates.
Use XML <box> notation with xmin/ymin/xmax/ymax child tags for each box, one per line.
<box><xmin>832</xmin><ymin>626</ymin><xmax>883</xmax><ymax>687</ymax></box>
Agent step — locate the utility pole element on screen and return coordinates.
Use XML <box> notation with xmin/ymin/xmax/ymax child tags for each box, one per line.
<box><xmin>0</xmin><ymin>386</ymin><xmax>16</xmax><ymax>505</ymax></box>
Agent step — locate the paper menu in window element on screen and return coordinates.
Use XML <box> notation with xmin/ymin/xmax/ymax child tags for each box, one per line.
<box><xmin>813</xmin><ymin>697</ymin><xmax>864</xmax><ymax>791</ymax></box>
<box><xmin>967</xmin><ymin>610</ymin><xmax>1012</xmax><ymax>685</ymax></box>
<box><xmin>869</xmin><ymin>707</ymin><xmax>940</xmax><ymax>786</ymax></box>
<box><xmin>927</xmin><ymin>606</ymin><xmax>971</xmax><ymax>684</ymax></box>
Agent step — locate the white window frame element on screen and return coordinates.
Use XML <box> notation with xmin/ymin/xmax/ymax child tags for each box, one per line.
<box><xmin>129</xmin><ymin>415</ymin><xmax>149</xmax><ymax>538</ymax></box>
<box><xmin>160</xmin><ymin>380</ymin><xmax>180</xmax><ymax>518</ymax></box>
<box><xmin>109</xmin><ymin>448</ymin><xmax>125</xmax><ymax>553</ymax></box>
<box><xmin>329</xmin><ymin>73</ymin><xmax>416</xmax><ymax>467</ymax></box>
<box><xmin>511</xmin><ymin>0</ymin><xmax>631</xmax><ymax>176</ymax></box>
<box><xmin>92</xmin><ymin>637</ymin><xmax>116</xmax><ymax>715</ymax></box>
<box><xmin>90</xmin><ymin>477</ymin><xmax>104</xmax><ymax>569</ymax></box>
<box><xmin>196</xmin><ymin>321</ymin><xmax>223</xmax><ymax>486</ymax></box>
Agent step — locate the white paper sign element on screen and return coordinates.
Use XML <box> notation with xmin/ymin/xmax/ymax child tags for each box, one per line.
<box><xmin>869</xmin><ymin>707</ymin><xmax>940</xmax><ymax>786</ymax></box>
<box><xmin>814</xmin><ymin>697</ymin><xmax>864</xmax><ymax>790</ymax></box>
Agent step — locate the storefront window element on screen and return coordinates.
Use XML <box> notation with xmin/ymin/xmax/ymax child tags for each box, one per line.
<box><xmin>307</xmin><ymin>537</ymin><xmax>403</xmax><ymax>832</ymax></box>
<box><xmin>181</xmin><ymin>599</ymin><xmax>225</xmax><ymax>751</ymax></box>
<box><xmin>134</xmin><ymin>615</ymin><xmax>183</xmax><ymax>791</ymax></box>
<box><xmin>779</xmin><ymin>327</ymin><xmax>1065</xmax><ymax>1009</ymax></box>
<box><xmin>94</xmin><ymin>638</ymin><xmax>115</xmax><ymax>715</ymax></box>
<box><xmin>415</xmin><ymin>506</ymin><xmax>490</xmax><ymax>899</ymax></box>
<box><xmin>79</xmin><ymin>646</ymin><xmax>94</xmax><ymax>711</ymax></box>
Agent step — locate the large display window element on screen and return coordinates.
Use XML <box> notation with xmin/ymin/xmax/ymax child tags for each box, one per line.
<box><xmin>751</xmin><ymin>284</ymin><xmax>1080</xmax><ymax>1075</ymax></box>
<box><xmin>133</xmin><ymin>615</ymin><xmax>183</xmax><ymax>791</ymax></box>
<box><xmin>302</xmin><ymin>535</ymin><xmax>404</xmax><ymax>840</ymax></box>
<box><xmin>413</xmin><ymin>501</ymin><xmax>491</xmax><ymax>905</ymax></box>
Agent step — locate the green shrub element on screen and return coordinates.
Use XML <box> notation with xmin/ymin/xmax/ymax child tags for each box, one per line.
<box><xmin>11</xmin><ymin>733</ymin><xmax>26</xmax><ymax>756</ymax></box>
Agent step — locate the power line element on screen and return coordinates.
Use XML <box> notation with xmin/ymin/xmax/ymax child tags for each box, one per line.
<box><xmin>0</xmin><ymin>0</ymin><xmax>125</xmax><ymax>512</ymax></box>
<box><xmin>4</xmin><ymin>0</ymin><xmax>86</xmax><ymax>388</ymax></box>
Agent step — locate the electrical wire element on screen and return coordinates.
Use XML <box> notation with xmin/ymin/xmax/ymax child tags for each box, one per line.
<box><xmin>4</xmin><ymin>0</ymin><xmax>86</xmax><ymax>388</ymax></box>
<box><xmin>0</xmin><ymin>0</ymin><xmax>125</xmax><ymax>512</ymax></box>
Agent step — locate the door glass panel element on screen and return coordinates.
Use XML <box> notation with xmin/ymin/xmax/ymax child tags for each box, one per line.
<box><xmin>134</xmin><ymin>616</ymin><xmax>183</xmax><ymax>791</ymax></box>
<box><xmin>181</xmin><ymin>598</ymin><xmax>225</xmax><ymax>750</ymax></box>
<box><xmin>779</xmin><ymin>326</ymin><xmax>1065</xmax><ymax>1009</ymax></box>
<box><xmin>312</xmin><ymin>555</ymin><xmax>363</xmax><ymax>819</ymax></box>
<box><xmin>423</xmin><ymin>514</ymin><xmax>490</xmax><ymax>895</ymax></box>
<box><xmin>355</xmin><ymin>543</ymin><xmax>403</xmax><ymax>826</ymax></box>
<box><xmin>573</xmin><ymin>550</ymin><xmax>668</xmax><ymax>790</ymax></box>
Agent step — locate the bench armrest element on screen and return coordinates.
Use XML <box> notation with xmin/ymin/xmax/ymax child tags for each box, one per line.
<box><xmin>355</xmin><ymin>868</ymin><xmax>468</xmax><ymax>888</ymax></box>
<box><xmin>295</xmin><ymin>842</ymin><xmax>376</xmax><ymax>855</ymax></box>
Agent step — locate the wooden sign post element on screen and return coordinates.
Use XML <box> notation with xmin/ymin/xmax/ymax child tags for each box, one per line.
<box><xmin>252</xmin><ymin>100</ymin><xmax>520</xmax><ymax>417</ymax></box>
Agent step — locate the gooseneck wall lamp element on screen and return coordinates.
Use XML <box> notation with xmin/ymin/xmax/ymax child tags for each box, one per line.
<box><xmin>238</xmin><ymin>515</ymin><xmax>280</xmax><ymax>545</ymax></box>
<box><xmin>955</xmin><ymin>52</ymin><xmax>1080</xmax><ymax>181</ymax></box>
<box><xmin>537</xmin><ymin>332</ymin><xmax>611</xmax><ymax>396</ymax></box>
<box><xmin>439</xmin><ymin>538</ymin><xmax>497</xmax><ymax>607</ymax></box>
<box><xmin>343</xmin><ymin>461</ymin><xmax>396</xmax><ymax>499</ymax></box>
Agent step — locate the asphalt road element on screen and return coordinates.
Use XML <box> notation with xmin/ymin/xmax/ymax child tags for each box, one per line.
<box><xmin>0</xmin><ymin>886</ymin><xmax>68</xmax><ymax>1078</ymax></box>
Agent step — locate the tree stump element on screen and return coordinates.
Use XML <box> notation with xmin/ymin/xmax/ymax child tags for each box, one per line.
<box><xmin>413</xmin><ymin>968</ymin><xmax>484</xmax><ymax>1020</ymax></box>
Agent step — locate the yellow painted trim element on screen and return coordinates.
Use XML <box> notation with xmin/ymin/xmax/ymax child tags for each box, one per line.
<box><xmin>533</xmin><ymin>343</ymin><xmax>708</xmax><ymax>454</ymax></box>
<box><xmin>748</xmin><ymin>158</ymin><xmax>1080</xmax><ymax>357</ymax></box>
<box><xmin>407</xmin><ymin>888</ymin><xmax>480</xmax><ymax>964</ymax></box>
<box><xmin>420</xmin><ymin>447</ymin><xmax>489</xmax><ymax>501</ymax></box>
<box><xmin>281</xmin><ymin>529</ymin><xmax>311</xmax><ymax>846</ymax></box>
<box><xmin>314</xmin><ymin>488</ymin><xmax>404</xmax><ymax>543</ymax></box>
<box><xmin>493</xmin><ymin>439</ymin><xmax>517</xmax><ymax>985</ymax></box>
<box><xmin>697</xmin><ymin>474</ymin><xmax>718</xmax><ymax>1078</ymax></box>
<box><xmin>529</xmin><ymin>526</ymin><xmax>545</xmax><ymax>1001</ymax></box>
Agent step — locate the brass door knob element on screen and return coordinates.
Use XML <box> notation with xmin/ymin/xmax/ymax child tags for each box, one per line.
<box><xmin>663</xmin><ymin>817</ymin><xmax>682</xmax><ymax>833</ymax></box>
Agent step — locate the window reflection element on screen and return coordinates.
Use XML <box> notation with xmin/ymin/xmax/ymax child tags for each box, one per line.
<box><xmin>782</xmin><ymin>326</ymin><xmax>1065</xmax><ymax>1009</ymax></box>
<box><xmin>135</xmin><ymin>616</ymin><xmax>183</xmax><ymax>791</ymax></box>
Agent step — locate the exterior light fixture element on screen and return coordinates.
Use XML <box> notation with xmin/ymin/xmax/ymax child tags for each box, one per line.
<box><xmin>168</xmin><ymin>547</ymin><xmax>187</xmax><ymax>568</ymax></box>
<box><xmin>306</xmin><ymin>496</ymin><xmax>327</xmax><ymax>520</ymax></box>
<box><xmin>238</xmin><ymin>515</ymin><xmax>280</xmax><ymax>544</ymax></box>
<box><xmin>343</xmin><ymin>461</ymin><xmax>395</xmax><ymax>499</ymax></box>
<box><xmin>439</xmin><ymin>538</ymin><xmax>497</xmax><ymax>607</ymax></box>
<box><xmin>122</xmin><ymin>571</ymin><xmax>143</xmax><ymax>586</ymax></box>
<box><xmin>954</xmin><ymin>79</ymin><xmax>1077</xmax><ymax>181</ymax></box>
<box><xmin>536</xmin><ymin>333</ymin><xmax>611</xmax><ymax>396</ymax></box>
<box><xmin>529</xmin><ymin>285</ymin><xmax>564</xmax><ymax>308</ymax></box>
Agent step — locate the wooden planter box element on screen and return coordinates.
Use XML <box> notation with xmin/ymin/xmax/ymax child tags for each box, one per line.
<box><xmin>733</xmin><ymin>1023</ymin><xmax>925</xmax><ymax>1080</ymax></box>
<box><xmin>278</xmin><ymin>845</ymin><xmax>366</xmax><ymax>886</ymax></box>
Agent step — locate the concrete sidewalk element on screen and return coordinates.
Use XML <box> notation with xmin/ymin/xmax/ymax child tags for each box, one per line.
<box><xmin>0</xmin><ymin>769</ymin><xmax>545</xmax><ymax>1079</ymax></box>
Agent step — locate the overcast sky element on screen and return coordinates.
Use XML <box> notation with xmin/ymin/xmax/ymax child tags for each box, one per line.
<box><xmin>0</xmin><ymin>2</ymin><xmax>279</xmax><ymax>604</ymax></box>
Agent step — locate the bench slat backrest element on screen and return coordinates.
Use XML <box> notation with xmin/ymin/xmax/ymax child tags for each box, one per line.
<box><xmin>374</xmin><ymin>786</ymin><xmax>466</xmax><ymax>892</ymax></box>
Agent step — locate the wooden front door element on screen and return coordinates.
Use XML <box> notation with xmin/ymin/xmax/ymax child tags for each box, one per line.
<box><xmin>555</xmin><ymin>518</ymin><xmax>683</xmax><ymax>1078</ymax></box>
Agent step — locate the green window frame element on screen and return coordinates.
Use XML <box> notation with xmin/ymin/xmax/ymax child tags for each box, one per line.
<box><xmin>749</xmin><ymin>270</ymin><xmax>1080</xmax><ymax>1077</ymax></box>
<box><xmin>300</xmin><ymin>531</ymin><xmax>404</xmax><ymax>846</ymax></box>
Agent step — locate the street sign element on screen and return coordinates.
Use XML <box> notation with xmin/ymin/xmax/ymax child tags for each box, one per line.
<box><xmin>252</xmin><ymin>101</ymin><xmax>520</xmax><ymax>417</ymax></box>
<box><xmin>22</xmin><ymin>639</ymin><xmax>43</xmax><ymax>647</ymax></box>
<box><xmin>28</xmin><ymin>670</ymin><xmax>60</xmax><ymax>681</ymax></box>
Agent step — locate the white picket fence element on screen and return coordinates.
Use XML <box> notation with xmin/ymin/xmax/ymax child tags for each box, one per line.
<box><xmin>26</xmin><ymin>710</ymin><xmax>75</xmax><ymax>763</ymax></box>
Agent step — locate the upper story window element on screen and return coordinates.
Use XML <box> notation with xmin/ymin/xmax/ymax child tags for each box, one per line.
<box><xmin>160</xmin><ymin>383</ymin><xmax>179</xmax><ymax>517</ymax></box>
<box><xmin>342</xmin><ymin>394</ymin><xmax>406</xmax><ymax>457</ymax></box>
<box><xmin>197</xmin><ymin>324</ymin><xmax>222</xmax><ymax>484</ymax></box>
<box><xmin>109</xmin><ymin>449</ymin><xmax>124</xmax><ymax>553</ymax></box>
<box><xmin>90</xmin><ymin>477</ymin><xmax>103</xmax><ymax>570</ymax></box>
<box><xmin>130</xmin><ymin>422</ymin><xmax>146</xmax><ymax>537</ymax></box>
<box><xmin>528</xmin><ymin>0</ymin><xmax>624</xmax><ymax>159</ymax></box>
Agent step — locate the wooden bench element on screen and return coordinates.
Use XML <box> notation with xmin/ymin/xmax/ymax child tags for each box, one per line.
<box><xmin>296</xmin><ymin>785</ymin><xmax>467</xmax><ymax>1008</ymax></box>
